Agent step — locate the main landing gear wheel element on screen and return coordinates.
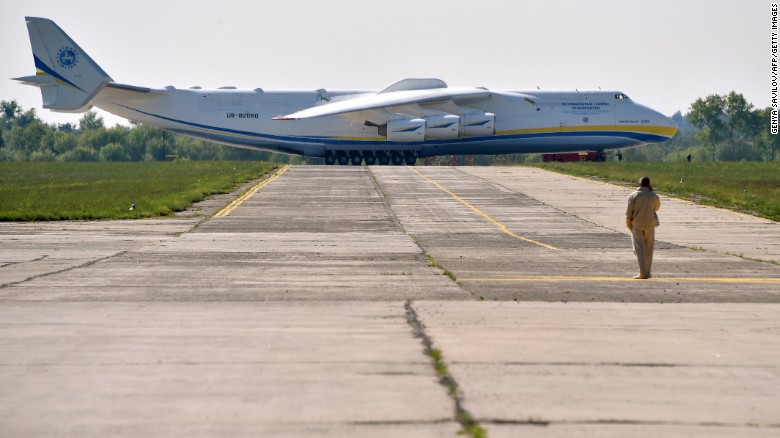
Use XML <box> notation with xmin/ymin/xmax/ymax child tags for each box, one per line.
<box><xmin>364</xmin><ymin>153</ymin><xmax>376</xmax><ymax>166</ymax></box>
<box><xmin>390</xmin><ymin>152</ymin><xmax>404</xmax><ymax>166</ymax></box>
<box><xmin>377</xmin><ymin>152</ymin><xmax>390</xmax><ymax>166</ymax></box>
<box><xmin>324</xmin><ymin>153</ymin><xmax>336</xmax><ymax>165</ymax></box>
<box><xmin>350</xmin><ymin>154</ymin><xmax>363</xmax><ymax>165</ymax></box>
<box><xmin>337</xmin><ymin>152</ymin><xmax>349</xmax><ymax>166</ymax></box>
<box><xmin>404</xmin><ymin>152</ymin><xmax>417</xmax><ymax>166</ymax></box>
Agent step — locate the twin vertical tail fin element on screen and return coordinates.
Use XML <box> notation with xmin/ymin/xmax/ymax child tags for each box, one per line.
<box><xmin>14</xmin><ymin>17</ymin><xmax>112</xmax><ymax>113</ymax></box>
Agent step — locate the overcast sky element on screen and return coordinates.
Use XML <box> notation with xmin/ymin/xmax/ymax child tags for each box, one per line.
<box><xmin>0</xmin><ymin>0</ymin><xmax>769</xmax><ymax>127</ymax></box>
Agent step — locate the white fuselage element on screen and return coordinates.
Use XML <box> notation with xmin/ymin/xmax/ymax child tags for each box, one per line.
<box><xmin>93</xmin><ymin>85</ymin><xmax>678</xmax><ymax>159</ymax></box>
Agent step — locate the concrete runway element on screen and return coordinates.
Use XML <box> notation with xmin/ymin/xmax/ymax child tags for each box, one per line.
<box><xmin>1</xmin><ymin>165</ymin><xmax>779</xmax><ymax>437</ymax></box>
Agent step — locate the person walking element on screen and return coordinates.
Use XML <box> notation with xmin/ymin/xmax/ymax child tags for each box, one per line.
<box><xmin>626</xmin><ymin>176</ymin><xmax>660</xmax><ymax>279</ymax></box>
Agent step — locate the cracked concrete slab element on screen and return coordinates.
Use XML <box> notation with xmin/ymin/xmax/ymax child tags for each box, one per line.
<box><xmin>415</xmin><ymin>301</ymin><xmax>780</xmax><ymax>435</ymax></box>
<box><xmin>1</xmin><ymin>302</ymin><xmax>459</xmax><ymax>437</ymax></box>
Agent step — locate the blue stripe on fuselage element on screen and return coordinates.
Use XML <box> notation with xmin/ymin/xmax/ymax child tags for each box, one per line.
<box><xmin>118</xmin><ymin>104</ymin><xmax>669</xmax><ymax>148</ymax></box>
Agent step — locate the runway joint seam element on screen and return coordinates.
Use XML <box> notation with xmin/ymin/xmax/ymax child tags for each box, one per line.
<box><xmin>404</xmin><ymin>299</ymin><xmax>487</xmax><ymax>437</ymax></box>
<box><xmin>368</xmin><ymin>167</ymin><xmax>464</xmax><ymax>288</ymax></box>
<box><xmin>0</xmin><ymin>251</ymin><xmax>129</xmax><ymax>289</ymax></box>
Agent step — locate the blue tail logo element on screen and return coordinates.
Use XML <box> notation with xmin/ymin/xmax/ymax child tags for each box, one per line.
<box><xmin>56</xmin><ymin>47</ymin><xmax>78</xmax><ymax>69</ymax></box>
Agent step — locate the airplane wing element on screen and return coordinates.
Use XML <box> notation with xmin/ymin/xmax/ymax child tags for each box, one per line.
<box><xmin>273</xmin><ymin>86</ymin><xmax>493</xmax><ymax>122</ymax></box>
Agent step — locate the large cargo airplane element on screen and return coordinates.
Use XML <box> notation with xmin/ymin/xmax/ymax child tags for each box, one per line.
<box><xmin>16</xmin><ymin>17</ymin><xmax>677</xmax><ymax>165</ymax></box>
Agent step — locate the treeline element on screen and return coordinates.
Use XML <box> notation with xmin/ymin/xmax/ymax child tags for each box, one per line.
<box><xmin>1</xmin><ymin>91</ymin><xmax>778</xmax><ymax>163</ymax></box>
<box><xmin>0</xmin><ymin>100</ymin><xmax>310</xmax><ymax>163</ymax></box>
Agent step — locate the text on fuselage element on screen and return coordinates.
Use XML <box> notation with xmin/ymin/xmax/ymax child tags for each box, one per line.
<box><xmin>226</xmin><ymin>112</ymin><xmax>259</xmax><ymax>119</ymax></box>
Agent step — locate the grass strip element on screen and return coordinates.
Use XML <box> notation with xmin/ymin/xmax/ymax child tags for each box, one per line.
<box><xmin>0</xmin><ymin>161</ymin><xmax>275</xmax><ymax>221</ymax></box>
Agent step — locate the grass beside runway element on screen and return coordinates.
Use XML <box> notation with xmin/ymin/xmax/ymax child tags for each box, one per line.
<box><xmin>528</xmin><ymin>162</ymin><xmax>780</xmax><ymax>222</ymax></box>
<box><xmin>0</xmin><ymin>161</ymin><xmax>276</xmax><ymax>221</ymax></box>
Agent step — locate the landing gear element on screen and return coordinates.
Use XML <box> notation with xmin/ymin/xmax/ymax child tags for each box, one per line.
<box><xmin>325</xmin><ymin>150</ymin><xmax>416</xmax><ymax>165</ymax></box>
<box><xmin>336</xmin><ymin>151</ymin><xmax>349</xmax><ymax>166</ymax></box>
<box><xmin>324</xmin><ymin>152</ymin><xmax>336</xmax><ymax>166</ymax></box>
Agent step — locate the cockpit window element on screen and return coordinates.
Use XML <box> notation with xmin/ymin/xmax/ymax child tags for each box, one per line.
<box><xmin>614</xmin><ymin>93</ymin><xmax>630</xmax><ymax>100</ymax></box>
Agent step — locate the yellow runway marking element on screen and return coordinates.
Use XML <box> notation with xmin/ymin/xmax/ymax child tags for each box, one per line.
<box><xmin>214</xmin><ymin>165</ymin><xmax>290</xmax><ymax>217</ymax></box>
<box><xmin>459</xmin><ymin>275</ymin><xmax>780</xmax><ymax>284</ymax></box>
<box><xmin>408</xmin><ymin>167</ymin><xmax>560</xmax><ymax>251</ymax></box>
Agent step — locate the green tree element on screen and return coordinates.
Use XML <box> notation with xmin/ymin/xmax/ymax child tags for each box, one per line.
<box><xmin>77</xmin><ymin>127</ymin><xmax>107</xmax><ymax>153</ymax></box>
<box><xmin>51</xmin><ymin>130</ymin><xmax>78</xmax><ymax>156</ymax></box>
<box><xmin>57</xmin><ymin>122</ymin><xmax>76</xmax><ymax>132</ymax></box>
<box><xmin>689</xmin><ymin>92</ymin><xmax>762</xmax><ymax>160</ymax></box>
<box><xmin>106</xmin><ymin>125</ymin><xmax>130</xmax><ymax>146</ymax></box>
<box><xmin>125</xmin><ymin>125</ymin><xmax>154</xmax><ymax>161</ymax></box>
<box><xmin>78</xmin><ymin>111</ymin><xmax>104</xmax><ymax>131</ymax></box>
<box><xmin>14</xmin><ymin>108</ymin><xmax>40</xmax><ymax>129</ymax></box>
<box><xmin>174</xmin><ymin>136</ymin><xmax>219</xmax><ymax>161</ymax></box>
<box><xmin>1</xmin><ymin>100</ymin><xmax>21</xmax><ymax>121</ymax></box>
<box><xmin>145</xmin><ymin>132</ymin><xmax>174</xmax><ymax>161</ymax></box>
<box><xmin>99</xmin><ymin>142</ymin><xmax>130</xmax><ymax>161</ymax></box>
<box><xmin>723</xmin><ymin>92</ymin><xmax>758</xmax><ymax>140</ymax></box>
<box><xmin>689</xmin><ymin>94</ymin><xmax>727</xmax><ymax>143</ymax></box>
<box><xmin>29</xmin><ymin>149</ymin><xmax>57</xmax><ymax>161</ymax></box>
<box><xmin>60</xmin><ymin>145</ymin><xmax>98</xmax><ymax>161</ymax></box>
<box><xmin>716</xmin><ymin>139</ymin><xmax>763</xmax><ymax>161</ymax></box>
<box><xmin>5</xmin><ymin>122</ymin><xmax>48</xmax><ymax>160</ymax></box>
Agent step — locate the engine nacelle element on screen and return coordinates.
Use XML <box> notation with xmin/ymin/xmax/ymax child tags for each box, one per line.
<box><xmin>386</xmin><ymin>118</ymin><xmax>426</xmax><ymax>142</ymax></box>
<box><xmin>424</xmin><ymin>115</ymin><xmax>460</xmax><ymax>140</ymax></box>
<box><xmin>460</xmin><ymin>112</ymin><xmax>496</xmax><ymax>137</ymax></box>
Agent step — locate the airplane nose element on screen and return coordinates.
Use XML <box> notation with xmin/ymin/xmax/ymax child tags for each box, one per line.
<box><xmin>660</xmin><ymin>112</ymin><xmax>678</xmax><ymax>138</ymax></box>
<box><xmin>643</xmin><ymin>105</ymin><xmax>678</xmax><ymax>139</ymax></box>
<box><xmin>633</xmin><ymin>104</ymin><xmax>679</xmax><ymax>142</ymax></box>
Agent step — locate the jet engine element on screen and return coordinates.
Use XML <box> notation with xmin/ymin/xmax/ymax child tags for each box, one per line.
<box><xmin>460</xmin><ymin>112</ymin><xmax>496</xmax><ymax>137</ymax></box>
<box><xmin>386</xmin><ymin>118</ymin><xmax>426</xmax><ymax>142</ymax></box>
<box><xmin>424</xmin><ymin>115</ymin><xmax>460</xmax><ymax>140</ymax></box>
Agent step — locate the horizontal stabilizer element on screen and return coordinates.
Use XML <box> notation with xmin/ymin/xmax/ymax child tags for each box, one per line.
<box><xmin>12</xmin><ymin>74</ymin><xmax>54</xmax><ymax>87</ymax></box>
